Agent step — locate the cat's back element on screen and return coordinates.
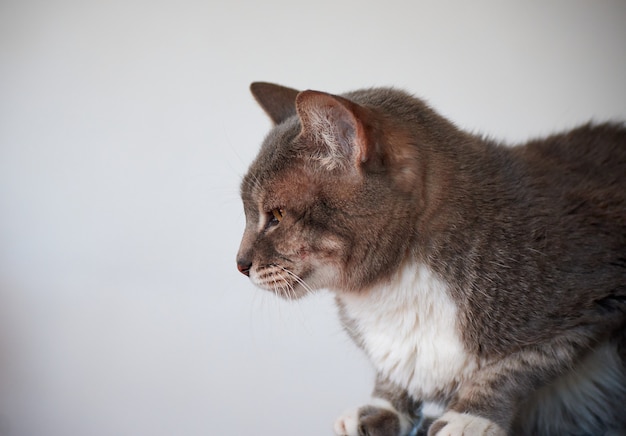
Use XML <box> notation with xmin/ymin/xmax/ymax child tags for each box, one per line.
<box><xmin>514</xmin><ymin>122</ymin><xmax>626</xmax><ymax>190</ymax></box>
<box><xmin>508</xmin><ymin>122</ymin><xmax>626</xmax><ymax>240</ymax></box>
<box><xmin>507</xmin><ymin>122</ymin><xmax>626</xmax><ymax>314</ymax></box>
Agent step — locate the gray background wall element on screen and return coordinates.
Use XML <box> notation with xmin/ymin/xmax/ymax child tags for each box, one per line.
<box><xmin>1</xmin><ymin>1</ymin><xmax>625</xmax><ymax>435</ymax></box>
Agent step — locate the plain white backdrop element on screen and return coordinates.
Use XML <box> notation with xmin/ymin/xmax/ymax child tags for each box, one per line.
<box><xmin>1</xmin><ymin>1</ymin><xmax>625</xmax><ymax>435</ymax></box>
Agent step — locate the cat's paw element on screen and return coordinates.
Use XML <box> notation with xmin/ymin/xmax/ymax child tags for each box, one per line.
<box><xmin>334</xmin><ymin>399</ymin><xmax>414</xmax><ymax>436</ymax></box>
<box><xmin>428</xmin><ymin>411</ymin><xmax>505</xmax><ymax>436</ymax></box>
<box><xmin>334</xmin><ymin>407</ymin><xmax>360</xmax><ymax>435</ymax></box>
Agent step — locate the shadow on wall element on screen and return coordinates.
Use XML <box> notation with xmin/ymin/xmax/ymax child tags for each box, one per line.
<box><xmin>0</xmin><ymin>282</ymin><xmax>15</xmax><ymax>436</ymax></box>
<box><xmin>0</xmin><ymin>279</ymin><xmax>38</xmax><ymax>436</ymax></box>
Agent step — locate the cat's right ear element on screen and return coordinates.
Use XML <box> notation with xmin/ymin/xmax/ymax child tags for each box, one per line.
<box><xmin>250</xmin><ymin>82</ymin><xmax>300</xmax><ymax>125</ymax></box>
<box><xmin>295</xmin><ymin>90</ymin><xmax>370</xmax><ymax>172</ymax></box>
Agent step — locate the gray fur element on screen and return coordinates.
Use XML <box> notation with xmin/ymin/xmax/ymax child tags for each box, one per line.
<box><xmin>237</xmin><ymin>82</ymin><xmax>626</xmax><ymax>435</ymax></box>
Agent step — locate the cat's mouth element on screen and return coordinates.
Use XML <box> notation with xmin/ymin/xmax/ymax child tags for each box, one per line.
<box><xmin>250</xmin><ymin>264</ymin><xmax>314</xmax><ymax>300</ymax></box>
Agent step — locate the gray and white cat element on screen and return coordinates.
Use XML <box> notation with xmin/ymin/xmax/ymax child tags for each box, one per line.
<box><xmin>236</xmin><ymin>82</ymin><xmax>626</xmax><ymax>436</ymax></box>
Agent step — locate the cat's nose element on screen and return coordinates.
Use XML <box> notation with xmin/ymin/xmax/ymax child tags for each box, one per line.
<box><xmin>237</xmin><ymin>259</ymin><xmax>252</xmax><ymax>277</ymax></box>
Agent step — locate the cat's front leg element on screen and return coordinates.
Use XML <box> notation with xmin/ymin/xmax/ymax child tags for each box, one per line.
<box><xmin>424</xmin><ymin>365</ymin><xmax>517</xmax><ymax>436</ymax></box>
<box><xmin>427</xmin><ymin>339</ymin><xmax>585</xmax><ymax>436</ymax></box>
<box><xmin>334</xmin><ymin>375</ymin><xmax>422</xmax><ymax>436</ymax></box>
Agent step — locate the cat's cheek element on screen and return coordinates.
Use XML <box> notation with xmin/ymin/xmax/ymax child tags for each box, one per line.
<box><xmin>307</xmin><ymin>262</ymin><xmax>342</xmax><ymax>290</ymax></box>
<box><xmin>316</xmin><ymin>235</ymin><xmax>344</xmax><ymax>256</ymax></box>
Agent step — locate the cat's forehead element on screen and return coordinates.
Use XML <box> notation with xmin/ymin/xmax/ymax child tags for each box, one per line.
<box><xmin>241</xmin><ymin>162</ymin><xmax>314</xmax><ymax>206</ymax></box>
<box><xmin>241</xmin><ymin>118</ymin><xmax>304</xmax><ymax>204</ymax></box>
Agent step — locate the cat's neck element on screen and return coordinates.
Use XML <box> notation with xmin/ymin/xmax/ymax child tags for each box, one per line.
<box><xmin>403</xmin><ymin>130</ymin><xmax>518</xmax><ymax>258</ymax></box>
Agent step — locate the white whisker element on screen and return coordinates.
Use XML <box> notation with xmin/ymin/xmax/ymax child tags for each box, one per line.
<box><xmin>276</xmin><ymin>265</ymin><xmax>315</xmax><ymax>297</ymax></box>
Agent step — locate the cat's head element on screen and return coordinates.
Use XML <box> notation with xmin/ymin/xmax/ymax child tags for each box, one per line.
<box><xmin>236</xmin><ymin>82</ymin><xmax>430</xmax><ymax>299</ymax></box>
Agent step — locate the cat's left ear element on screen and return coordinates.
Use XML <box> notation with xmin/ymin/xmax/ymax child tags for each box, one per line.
<box><xmin>250</xmin><ymin>82</ymin><xmax>300</xmax><ymax>125</ymax></box>
<box><xmin>295</xmin><ymin>90</ymin><xmax>371</xmax><ymax>171</ymax></box>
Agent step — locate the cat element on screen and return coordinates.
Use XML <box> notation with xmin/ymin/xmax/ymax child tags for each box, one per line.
<box><xmin>236</xmin><ymin>82</ymin><xmax>626</xmax><ymax>436</ymax></box>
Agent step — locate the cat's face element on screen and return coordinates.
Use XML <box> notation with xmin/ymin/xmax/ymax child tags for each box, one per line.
<box><xmin>237</xmin><ymin>117</ymin><xmax>355</xmax><ymax>299</ymax></box>
<box><xmin>237</xmin><ymin>83</ymin><xmax>424</xmax><ymax>299</ymax></box>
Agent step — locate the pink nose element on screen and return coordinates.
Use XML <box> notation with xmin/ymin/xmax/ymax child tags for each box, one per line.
<box><xmin>237</xmin><ymin>260</ymin><xmax>251</xmax><ymax>277</ymax></box>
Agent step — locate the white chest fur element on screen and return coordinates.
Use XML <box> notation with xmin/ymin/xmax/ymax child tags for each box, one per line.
<box><xmin>339</xmin><ymin>263</ymin><xmax>477</xmax><ymax>399</ymax></box>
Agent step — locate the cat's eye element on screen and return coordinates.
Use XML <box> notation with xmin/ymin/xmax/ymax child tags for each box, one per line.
<box><xmin>271</xmin><ymin>208</ymin><xmax>285</xmax><ymax>223</ymax></box>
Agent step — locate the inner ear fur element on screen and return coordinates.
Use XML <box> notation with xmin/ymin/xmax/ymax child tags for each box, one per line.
<box><xmin>295</xmin><ymin>90</ymin><xmax>371</xmax><ymax>169</ymax></box>
<box><xmin>250</xmin><ymin>82</ymin><xmax>300</xmax><ymax>125</ymax></box>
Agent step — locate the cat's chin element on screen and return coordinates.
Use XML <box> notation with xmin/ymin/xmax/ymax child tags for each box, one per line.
<box><xmin>269</xmin><ymin>284</ymin><xmax>312</xmax><ymax>301</ymax></box>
